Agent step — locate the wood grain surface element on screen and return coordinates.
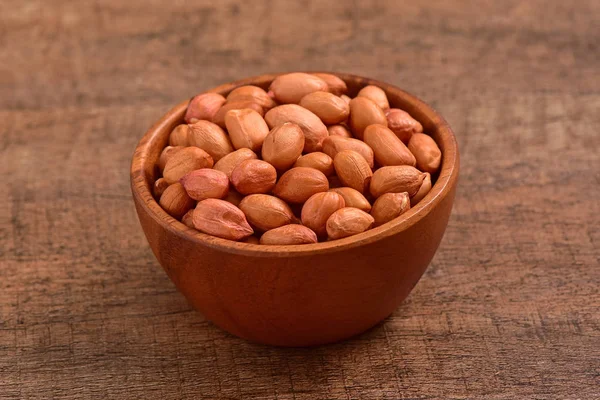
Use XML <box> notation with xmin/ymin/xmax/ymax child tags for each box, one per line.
<box><xmin>1</xmin><ymin>1</ymin><xmax>598</xmax><ymax>399</ymax></box>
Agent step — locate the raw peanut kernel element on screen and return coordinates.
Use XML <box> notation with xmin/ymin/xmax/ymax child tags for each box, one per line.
<box><xmin>163</xmin><ymin>147</ymin><xmax>214</xmax><ymax>184</ymax></box>
<box><xmin>301</xmin><ymin>192</ymin><xmax>346</xmax><ymax>237</ymax></box>
<box><xmin>158</xmin><ymin>146</ymin><xmax>184</xmax><ymax>172</ymax></box>
<box><xmin>231</xmin><ymin>159</ymin><xmax>277</xmax><ymax>195</ymax></box>
<box><xmin>188</xmin><ymin>120</ymin><xmax>234</xmax><ymax>162</ymax></box>
<box><xmin>184</xmin><ymin>93</ymin><xmax>226</xmax><ymax>124</ymax></box>
<box><xmin>239</xmin><ymin>194</ymin><xmax>295</xmax><ymax>232</ymax></box>
<box><xmin>169</xmin><ymin>124</ymin><xmax>190</xmax><ymax>147</ymax></box>
<box><xmin>386</xmin><ymin>108</ymin><xmax>423</xmax><ymax>144</ymax></box>
<box><xmin>363</xmin><ymin>124</ymin><xmax>416</xmax><ymax>167</ymax></box>
<box><xmin>213</xmin><ymin>101</ymin><xmax>264</xmax><ymax>128</ymax></box>
<box><xmin>311</xmin><ymin>73</ymin><xmax>348</xmax><ymax>96</ymax></box>
<box><xmin>322</xmin><ymin>136</ymin><xmax>375</xmax><ymax>169</ymax></box>
<box><xmin>371</xmin><ymin>192</ymin><xmax>410</xmax><ymax>227</ymax></box>
<box><xmin>370</xmin><ymin>166</ymin><xmax>426</xmax><ymax>198</ymax></box>
<box><xmin>273</xmin><ymin>167</ymin><xmax>329</xmax><ymax>204</ymax></box>
<box><xmin>269</xmin><ymin>73</ymin><xmax>329</xmax><ymax>104</ymax></box>
<box><xmin>159</xmin><ymin>183</ymin><xmax>195</xmax><ymax>219</ymax></box>
<box><xmin>213</xmin><ymin>148</ymin><xmax>257</xmax><ymax>180</ymax></box>
<box><xmin>357</xmin><ymin>85</ymin><xmax>390</xmax><ymax>110</ymax></box>
<box><xmin>333</xmin><ymin>150</ymin><xmax>373</xmax><ymax>194</ymax></box>
<box><xmin>299</xmin><ymin>91</ymin><xmax>349</xmax><ymax>125</ymax></box>
<box><xmin>326</xmin><ymin>207</ymin><xmax>374</xmax><ymax>240</ymax></box>
<box><xmin>411</xmin><ymin>172</ymin><xmax>432</xmax><ymax>206</ymax></box>
<box><xmin>192</xmin><ymin>199</ymin><xmax>253</xmax><ymax>241</ymax></box>
<box><xmin>227</xmin><ymin>85</ymin><xmax>277</xmax><ymax>110</ymax></box>
<box><xmin>408</xmin><ymin>133</ymin><xmax>442</xmax><ymax>174</ymax></box>
<box><xmin>260</xmin><ymin>224</ymin><xmax>318</xmax><ymax>245</ymax></box>
<box><xmin>329</xmin><ymin>187</ymin><xmax>372</xmax><ymax>212</ymax></box>
<box><xmin>225</xmin><ymin>109</ymin><xmax>270</xmax><ymax>152</ymax></box>
<box><xmin>327</xmin><ymin>124</ymin><xmax>352</xmax><ymax>138</ymax></box>
<box><xmin>180</xmin><ymin>169</ymin><xmax>229</xmax><ymax>201</ymax></box>
<box><xmin>349</xmin><ymin>97</ymin><xmax>387</xmax><ymax>139</ymax></box>
<box><xmin>265</xmin><ymin>104</ymin><xmax>328</xmax><ymax>153</ymax></box>
<box><xmin>261</xmin><ymin>123</ymin><xmax>305</xmax><ymax>171</ymax></box>
<box><xmin>293</xmin><ymin>152</ymin><xmax>334</xmax><ymax>176</ymax></box>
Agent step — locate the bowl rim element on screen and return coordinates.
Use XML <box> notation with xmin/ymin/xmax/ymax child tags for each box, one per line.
<box><xmin>130</xmin><ymin>72</ymin><xmax>459</xmax><ymax>257</ymax></box>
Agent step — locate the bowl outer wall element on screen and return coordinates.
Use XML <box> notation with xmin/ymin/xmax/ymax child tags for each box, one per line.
<box><xmin>130</xmin><ymin>73</ymin><xmax>459</xmax><ymax>346</ymax></box>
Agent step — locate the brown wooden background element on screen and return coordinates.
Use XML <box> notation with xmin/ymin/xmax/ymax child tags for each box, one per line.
<box><xmin>1</xmin><ymin>1</ymin><xmax>599</xmax><ymax>399</ymax></box>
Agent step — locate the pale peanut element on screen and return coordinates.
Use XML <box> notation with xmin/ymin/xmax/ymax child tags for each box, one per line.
<box><xmin>357</xmin><ymin>85</ymin><xmax>390</xmax><ymax>110</ymax></box>
<box><xmin>231</xmin><ymin>159</ymin><xmax>277</xmax><ymax>195</ymax></box>
<box><xmin>180</xmin><ymin>169</ymin><xmax>229</xmax><ymax>201</ymax></box>
<box><xmin>239</xmin><ymin>194</ymin><xmax>295</xmax><ymax>232</ymax></box>
<box><xmin>265</xmin><ymin>104</ymin><xmax>328</xmax><ymax>153</ymax></box>
<box><xmin>261</xmin><ymin>123</ymin><xmax>305</xmax><ymax>171</ymax></box>
<box><xmin>163</xmin><ymin>147</ymin><xmax>214</xmax><ymax>184</ymax></box>
<box><xmin>159</xmin><ymin>183</ymin><xmax>195</xmax><ymax>219</ymax></box>
<box><xmin>371</xmin><ymin>192</ymin><xmax>410</xmax><ymax>227</ymax></box>
<box><xmin>349</xmin><ymin>97</ymin><xmax>387</xmax><ymax>139</ymax></box>
<box><xmin>188</xmin><ymin>120</ymin><xmax>234</xmax><ymax>161</ymax></box>
<box><xmin>363</xmin><ymin>124</ymin><xmax>416</xmax><ymax>166</ymax></box>
<box><xmin>260</xmin><ymin>224</ymin><xmax>318</xmax><ymax>245</ymax></box>
<box><xmin>169</xmin><ymin>124</ymin><xmax>190</xmax><ymax>147</ymax></box>
<box><xmin>333</xmin><ymin>150</ymin><xmax>373</xmax><ymax>194</ymax></box>
<box><xmin>225</xmin><ymin>109</ymin><xmax>270</xmax><ymax>152</ymax></box>
<box><xmin>329</xmin><ymin>187</ymin><xmax>372</xmax><ymax>212</ymax></box>
<box><xmin>213</xmin><ymin>148</ymin><xmax>257</xmax><ymax>180</ymax></box>
<box><xmin>192</xmin><ymin>199</ymin><xmax>253</xmax><ymax>240</ymax></box>
<box><xmin>411</xmin><ymin>172</ymin><xmax>432</xmax><ymax>206</ymax></box>
<box><xmin>293</xmin><ymin>152</ymin><xmax>334</xmax><ymax>176</ymax></box>
<box><xmin>322</xmin><ymin>136</ymin><xmax>374</xmax><ymax>168</ymax></box>
<box><xmin>311</xmin><ymin>73</ymin><xmax>348</xmax><ymax>96</ymax></box>
<box><xmin>268</xmin><ymin>73</ymin><xmax>328</xmax><ymax>104</ymax></box>
<box><xmin>370</xmin><ymin>166</ymin><xmax>425</xmax><ymax>198</ymax></box>
<box><xmin>408</xmin><ymin>133</ymin><xmax>442</xmax><ymax>174</ymax></box>
<box><xmin>301</xmin><ymin>192</ymin><xmax>346</xmax><ymax>237</ymax></box>
<box><xmin>386</xmin><ymin>108</ymin><xmax>423</xmax><ymax>144</ymax></box>
<box><xmin>299</xmin><ymin>91</ymin><xmax>349</xmax><ymax>124</ymax></box>
<box><xmin>327</xmin><ymin>124</ymin><xmax>352</xmax><ymax>138</ymax></box>
<box><xmin>184</xmin><ymin>93</ymin><xmax>226</xmax><ymax>124</ymax></box>
<box><xmin>273</xmin><ymin>167</ymin><xmax>329</xmax><ymax>204</ymax></box>
<box><xmin>227</xmin><ymin>85</ymin><xmax>277</xmax><ymax>110</ymax></box>
<box><xmin>326</xmin><ymin>207</ymin><xmax>374</xmax><ymax>240</ymax></box>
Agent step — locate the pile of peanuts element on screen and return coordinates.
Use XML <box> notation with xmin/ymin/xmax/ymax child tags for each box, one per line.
<box><xmin>153</xmin><ymin>73</ymin><xmax>441</xmax><ymax>245</ymax></box>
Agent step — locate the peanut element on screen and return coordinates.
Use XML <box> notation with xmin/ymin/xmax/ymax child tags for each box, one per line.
<box><xmin>273</xmin><ymin>167</ymin><xmax>329</xmax><ymax>203</ymax></box>
<box><xmin>349</xmin><ymin>97</ymin><xmax>387</xmax><ymax>139</ymax></box>
<box><xmin>363</xmin><ymin>124</ymin><xmax>416</xmax><ymax>167</ymax></box>
<box><xmin>239</xmin><ymin>194</ymin><xmax>295</xmax><ymax>232</ymax></box>
<box><xmin>261</xmin><ymin>123</ymin><xmax>305</xmax><ymax>171</ymax></box>
<box><xmin>333</xmin><ymin>150</ymin><xmax>373</xmax><ymax>194</ymax></box>
<box><xmin>326</xmin><ymin>207</ymin><xmax>374</xmax><ymax>240</ymax></box>
<box><xmin>301</xmin><ymin>192</ymin><xmax>346</xmax><ymax>237</ymax></box>
<box><xmin>192</xmin><ymin>199</ymin><xmax>253</xmax><ymax>240</ymax></box>
<box><xmin>408</xmin><ymin>133</ymin><xmax>442</xmax><ymax>174</ymax></box>
<box><xmin>370</xmin><ymin>166</ymin><xmax>425</xmax><ymax>198</ymax></box>
<box><xmin>231</xmin><ymin>159</ymin><xmax>277</xmax><ymax>195</ymax></box>
<box><xmin>260</xmin><ymin>224</ymin><xmax>318</xmax><ymax>245</ymax></box>
<box><xmin>163</xmin><ymin>147</ymin><xmax>213</xmax><ymax>184</ymax></box>
<box><xmin>371</xmin><ymin>192</ymin><xmax>410</xmax><ymax>227</ymax></box>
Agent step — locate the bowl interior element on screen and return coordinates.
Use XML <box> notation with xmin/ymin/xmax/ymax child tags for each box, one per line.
<box><xmin>130</xmin><ymin>72</ymin><xmax>459</xmax><ymax>256</ymax></box>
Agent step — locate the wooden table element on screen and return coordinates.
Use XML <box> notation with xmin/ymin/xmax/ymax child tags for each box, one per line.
<box><xmin>1</xmin><ymin>1</ymin><xmax>598</xmax><ymax>398</ymax></box>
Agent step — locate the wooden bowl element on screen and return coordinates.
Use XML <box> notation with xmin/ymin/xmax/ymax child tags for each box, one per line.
<box><xmin>130</xmin><ymin>73</ymin><xmax>459</xmax><ymax>347</ymax></box>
